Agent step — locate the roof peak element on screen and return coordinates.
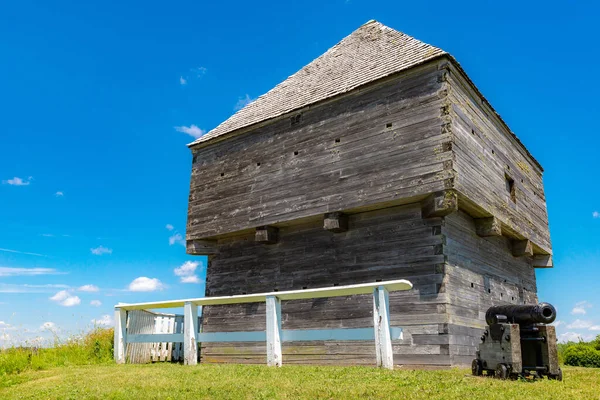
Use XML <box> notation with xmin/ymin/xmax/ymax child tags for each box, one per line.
<box><xmin>190</xmin><ymin>21</ymin><xmax>446</xmax><ymax>146</ymax></box>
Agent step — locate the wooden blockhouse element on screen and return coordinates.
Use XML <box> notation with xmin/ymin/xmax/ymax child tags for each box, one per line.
<box><xmin>185</xmin><ymin>21</ymin><xmax>552</xmax><ymax>367</ymax></box>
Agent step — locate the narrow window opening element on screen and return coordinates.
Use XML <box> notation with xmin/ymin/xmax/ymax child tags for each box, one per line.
<box><xmin>220</xmin><ymin>172</ymin><xmax>224</xmax><ymax>177</ymax></box>
<box><xmin>507</xmin><ymin>165</ymin><xmax>511</xmax><ymax>171</ymax></box>
<box><xmin>471</xmin><ymin>129</ymin><xmax>475</xmax><ymax>135</ymax></box>
<box><xmin>302</xmin><ymin>286</ymin><xmax>308</xmax><ymax>290</ymax></box>
<box><xmin>488</xmin><ymin>288</ymin><xmax>491</xmax><ymax>294</ymax></box>
<box><xmin>273</xmin><ymin>288</ymin><xmax>279</xmax><ymax>292</ymax></box>
<box><xmin>335</xmin><ymin>138</ymin><xmax>340</xmax><ymax>143</ymax></box>
<box><xmin>333</xmin><ymin>283</ymin><xmax>339</xmax><ymax>287</ymax></box>
<box><xmin>294</xmin><ymin>151</ymin><xmax>299</xmax><ymax>156</ymax></box>
<box><xmin>386</xmin><ymin>122</ymin><xmax>393</xmax><ymax>128</ymax></box>
<box><xmin>500</xmin><ymin>293</ymin><xmax>503</xmax><ymax>298</ymax></box>
<box><xmin>512</xmin><ymin>297</ymin><xmax>515</xmax><ymax>301</ymax></box>
<box><xmin>505</xmin><ymin>174</ymin><xmax>516</xmax><ymax>203</ymax></box>
<box><xmin>471</xmin><ymin>282</ymin><xmax>474</xmax><ymax>288</ymax></box>
<box><xmin>521</xmin><ymin>179</ymin><xmax>524</xmax><ymax>183</ymax></box>
<box><xmin>491</xmin><ymin>149</ymin><xmax>495</xmax><ymax>155</ymax></box>
<box><xmin>256</xmin><ymin>162</ymin><xmax>261</xmax><ymax>166</ymax></box>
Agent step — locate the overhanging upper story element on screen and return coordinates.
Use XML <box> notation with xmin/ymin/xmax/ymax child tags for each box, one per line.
<box><xmin>185</xmin><ymin>21</ymin><xmax>552</xmax><ymax>265</ymax></box>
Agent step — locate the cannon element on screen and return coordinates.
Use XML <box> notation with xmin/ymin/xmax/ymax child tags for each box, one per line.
<box><xmin>472</xmin><ymin>302</ymin><xmax>562</xmax><ymax>380</ymax></box>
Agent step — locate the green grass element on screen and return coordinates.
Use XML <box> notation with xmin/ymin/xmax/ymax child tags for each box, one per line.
<box><xmin>0</xmin><ymin>364</ymin><xmax>598</xmax><ymax>399</ymax></box>
<box><xmin>0</xmin><ymin>328</ymin><xmax>113</xmax><ymax>375</ymax></box>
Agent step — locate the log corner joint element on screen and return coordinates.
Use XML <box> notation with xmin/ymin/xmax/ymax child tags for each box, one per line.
<box><xmin>421</xmin><ymin>190</ymin><xmax>458</xmax><ymax>219</ymax></box>
<box><xmin>474</xmin><ymin>216</ymin><xmax>502</xmax><ymax>237</ymax></box>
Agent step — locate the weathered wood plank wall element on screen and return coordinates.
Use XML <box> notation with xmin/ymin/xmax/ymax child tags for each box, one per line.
<box><xmin>445</xmin><ymin>63</ymin><xmax>551</xmax><ymax>254</ymax></box>
<box><xmin>201</xmin><ymin>204</ymin><xmax>451</xmax><ymax>366</ymax></box>
<box><xmin>442</xmin><ymin>211</ymin><xmax>538</xmax><ymax>365</ymax></box>
<box><xmin>187</xmin><ymin>62</ymin><xmax>451</xmax><ymax>240</ymax></box>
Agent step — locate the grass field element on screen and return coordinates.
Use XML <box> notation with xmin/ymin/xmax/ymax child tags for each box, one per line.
<box><xmin>1</xmin><ymin>364</ymin><xmax>598</xmax><ymax>400</ymax></box>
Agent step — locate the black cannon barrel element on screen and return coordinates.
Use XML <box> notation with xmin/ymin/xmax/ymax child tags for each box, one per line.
<box><xmin>485</xmin><ymin>302</ymin><xmax>556</xmax><ymax>325</ymax></box>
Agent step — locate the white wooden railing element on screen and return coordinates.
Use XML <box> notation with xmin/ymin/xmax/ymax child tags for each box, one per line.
<box><xmin>114</xmin><ymin>279</ymin><xmax>412</xmax><ymax>369</ymax></box>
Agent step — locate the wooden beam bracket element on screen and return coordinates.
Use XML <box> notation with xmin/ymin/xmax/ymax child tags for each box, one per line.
<box><xmin>532</xmin><ymin>255</ymin><xmax>553</xmax><ymax>269</ymax></box>
<box><xmin>474</xmin><ymin>217</ymin><xmax>502</xmax><ymax>237</ymax></box>
<box><xmin>512</xmin><ymin>239</ymin><xmax>533</xmax><ymax>257</ymax></box>
<box><xmin>421</xmin><ymin>190</ymin><xmax>458</xmax><ymax>219</ymax></box>
<box><xmin>186</xmin><ymin>239</ymin><xmax>218</xmax><ymax>255</ymax></box>
<box><xmin>323</xmin><ymin>212</ymin><xmax>349</xmax><ymax>233</ymax></box>
<box><xmin>255</xmin><ymin>226</ymin><xmax>279</xmax><ymax>244</ymax></box>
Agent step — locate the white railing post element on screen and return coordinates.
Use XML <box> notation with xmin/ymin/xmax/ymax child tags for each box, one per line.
<box><xmin>266</xmin><ymin>295</ymin><xmax>282</xmax><ymax>367</ymax></box>
<box><xmin>373</xmin><ymin>286</ymin><xmax>394</xmax><ymax>369</ymax></box>
<box><xmin>114</xmin><ymin>307</ymin><xmax>127</xmax><ymax>364</ymax></box>
<box><xmin>184</xmin><ymin>301</ymin><xmax>199</xmax><ymax>365</ymax></box>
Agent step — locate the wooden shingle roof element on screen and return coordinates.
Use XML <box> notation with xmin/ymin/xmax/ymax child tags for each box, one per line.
<box><xmin>189</xmin><ymin>20</ymin><xmax>446</xmax><ymax>146</ymax></box>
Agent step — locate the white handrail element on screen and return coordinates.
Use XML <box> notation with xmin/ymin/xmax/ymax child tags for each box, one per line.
<box><xmin>114</xmin><ymin>279</ymin><xmax>412</xmax><ymax>369</ymax></box>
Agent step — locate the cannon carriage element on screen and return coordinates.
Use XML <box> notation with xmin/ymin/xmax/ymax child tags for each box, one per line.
<box><xmin>472</xmin><ymin>303</ymin><xmax>562</xmax><ymax>380</ymax></box>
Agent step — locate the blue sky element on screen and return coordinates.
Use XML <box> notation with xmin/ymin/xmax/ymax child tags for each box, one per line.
<box><xmin>1</xmin><ymin>0</ymin><xmax>599</xmax><ymax>345</ymax></box>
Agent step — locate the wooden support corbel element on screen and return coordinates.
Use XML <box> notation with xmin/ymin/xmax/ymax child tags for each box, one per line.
<box><xmin>323</xmin><ymin>212</ymin><xmax>349</xmax><ymax>233</ymax></box>
<box><xmin>512</xmin><ymin>239</ymin><xmax>533</xmax><ymax>257</ymax></box>
<box><xmin>186</xmin><ymin>239</ymin><xmax>218</xmax><ymax>255</ymax></box>
<box><xmin>421</xmin><ymin>190</ymin><xmax>458</xmax><ymax>219</ymax></box>
<box><xmin>255</xmin><ymin>226</ymin><xmax>279</xmax><ymax>244</ymax></box>
<box><xmin>474</xmin><ymin>217</ymin><xmax>502</xmax><ymax>237</ymax></box>
<box><xmin>532</xmin><ymin>255</ymin><xmax>553</xmax><ymax>268</ymax></box>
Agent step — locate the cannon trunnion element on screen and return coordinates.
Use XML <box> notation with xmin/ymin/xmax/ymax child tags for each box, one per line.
<box><xmin>473</xmin><ymin>303</ymin><xmax>562</xmax><ymax>380</ymax></box>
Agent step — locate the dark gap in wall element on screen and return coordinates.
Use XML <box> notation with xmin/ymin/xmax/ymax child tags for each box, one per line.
<box><xmin>333</xmin><ymin>283</ymin><xmax>339</xmax><ymax>287</ymax></box>
<box><xmin>492</xmin><ymin>149</ymin><xmax>495</xmax><ymax>154</ymax></box>
<box><xmin>505</xmin><ymin>174</ymin><xmax>516</xmax><ymax>203</ymax></box>
<box><xmin>488</xmin><ymin>289</ymin><xmax>491</xmax><ymax>294</ymax></box>
<box><xmin>386</xmin><ymin>123</ymin><xmax>393</xmax><ymax>128</ymax></box>
<box><xmin>256</xmin><ymin>162</ymin><xmax>261</xmax><ymax>166</ymax></box>
<box><xmin>375</xmin><ymin>279</ymin><xmax>382</xmax><ymax>282</ymax></box>
<box><xmin>335</xmin><ymin>138</ymin><xmax>340</xmax><ymax>143</ymax></box>
<box><xmin>294</xmin><ymin>151</ymin><xmax>299</xmax><ymax>156</ymax></box>
<box><xmin>220</xmin><ymin>172</ymin><xmax>224</xmax><ymax>177</ymax></box>
<box><xmin>302</xmin><ymin>286</ymin><xmax>308</xmax><ymax>290</ymax></box>
<box><xmin>273</xmin><ymin>288</ymin><xmax>279</xmax><ymax>292</ymax></box>
<box><xmin>471</xmin><ymin>283</ymin><xmax>474</xmax><ymax>288</ymax></box>
<box><xmin>471</xmin><ymin>129</ymin><xmax>475</xmax><ymax>135</ymax></box>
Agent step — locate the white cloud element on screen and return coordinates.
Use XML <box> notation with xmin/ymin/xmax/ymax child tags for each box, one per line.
<box><xmin>169</xmin><ymin>232</ymin><xmax>185</xmax><ymax>246</ymax></box>
<box><xmin>165</xmin><ymin>224</ymin><xmax>174</xmax><ymax>231</ymax></box>
<box><xmin>174</xmin><ymin>124</ymin><xmax>205</xmax><ymax>139</ymax></box>
<box><xmin>0</xmin><ymin>248</ymin><xmax>49</xmax><ymax>257</ymax></box>
<box><xmin>90</xmin><ymin>300</ymin><xmax>102</xmax><ymax>307</ymax></box>
<box><xmin>0</xmin><ymin>321</ymin><xmax>15</xmax><ymax>330</ymax></box>
<box><xmin>92</xmin><ymin>314</ymin><xmax>113</xmax><ymax>327</ymax></box>
<box><xmin>180</xmin><ymin>275</ymin><xmax>201</xmax><ymax>284</ymax></box>
<box><xmin>179</xmin><ymin>76</ymin><xmax>187</xmax><ymax>85</ymax></box>
<box><xmin>192</xmin><ymin>66</ymin><xmax>207</xmax><ymax>77</ymax></box>
<box><xmin>128</xmin><ymin>277</ymin><xmax>165</xmax><ymax>292</ymax></box>
<box><xmin>0</xmin><ymin>283</ymin><xmax>69</xmax><ymax>294</ymax></box>
<box><xmin>0</xmin><ymin>267</ymin><xmax>61</xmax><ymax>277</ymax></box>
<box><xmin>40</xmin><ymin>322</ymin><xmax>57</xmax><ymax>331</ymax></box>
<box><xmin>91</xmin><ymin>246</ymin><xmax>112</xmax><ymax>256</ymax></box>
<box><xmin>566</xmin><ymin>319</ymin><xmax>593</xmax><ymax>329</ymax></box>
<box><xmin>571</xmin><ymin>301</ymin><xmax>592</xmax><ymax>315</ymax></box>
<box><xmin>2</xmin><ymin>176</ymin><xmax>32</xmax><ymax>186</ymax></box>
<box><xmin>558</xmin><ymin>332</ymin><xmax>584</xmax><ymax>343</ymax></box>
<box><xmin>174</xmin><ymin>261</ymin><xmax>202</xmax><ymax>284</ymax></box>
<box><xmin>49</xmin><ymin>290</ymin><xmax>81</xmax><ymax>307</ymax></box>
<box><xmin>78</xmin><ymin>284</ymin><xmax>99</xmax><ymax>292</ymax></box>
<box><xmin>234</xmin><ymin>94</ymin><xmax>255</xmax><ymax>111</ymax></box>
<box><xmin>55</xmin><ymin>191</ymin><xmax>64</xmax><ymax>197</ymax></box>
<box><xmin>590</xmin><ymin>325</ymin><xmax>600</xmax><ymax>331</ymax></box>
<box><xmin>593</xmin><ymin>211</ymin><xmax>600</xmax><ymax>219</ymax></box>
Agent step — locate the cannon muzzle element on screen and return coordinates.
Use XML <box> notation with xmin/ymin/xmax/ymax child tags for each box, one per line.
<box><xmin>485</xmin><ymin>302</ymin><xmax>556</xmax><ymax>325</ymax></box>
